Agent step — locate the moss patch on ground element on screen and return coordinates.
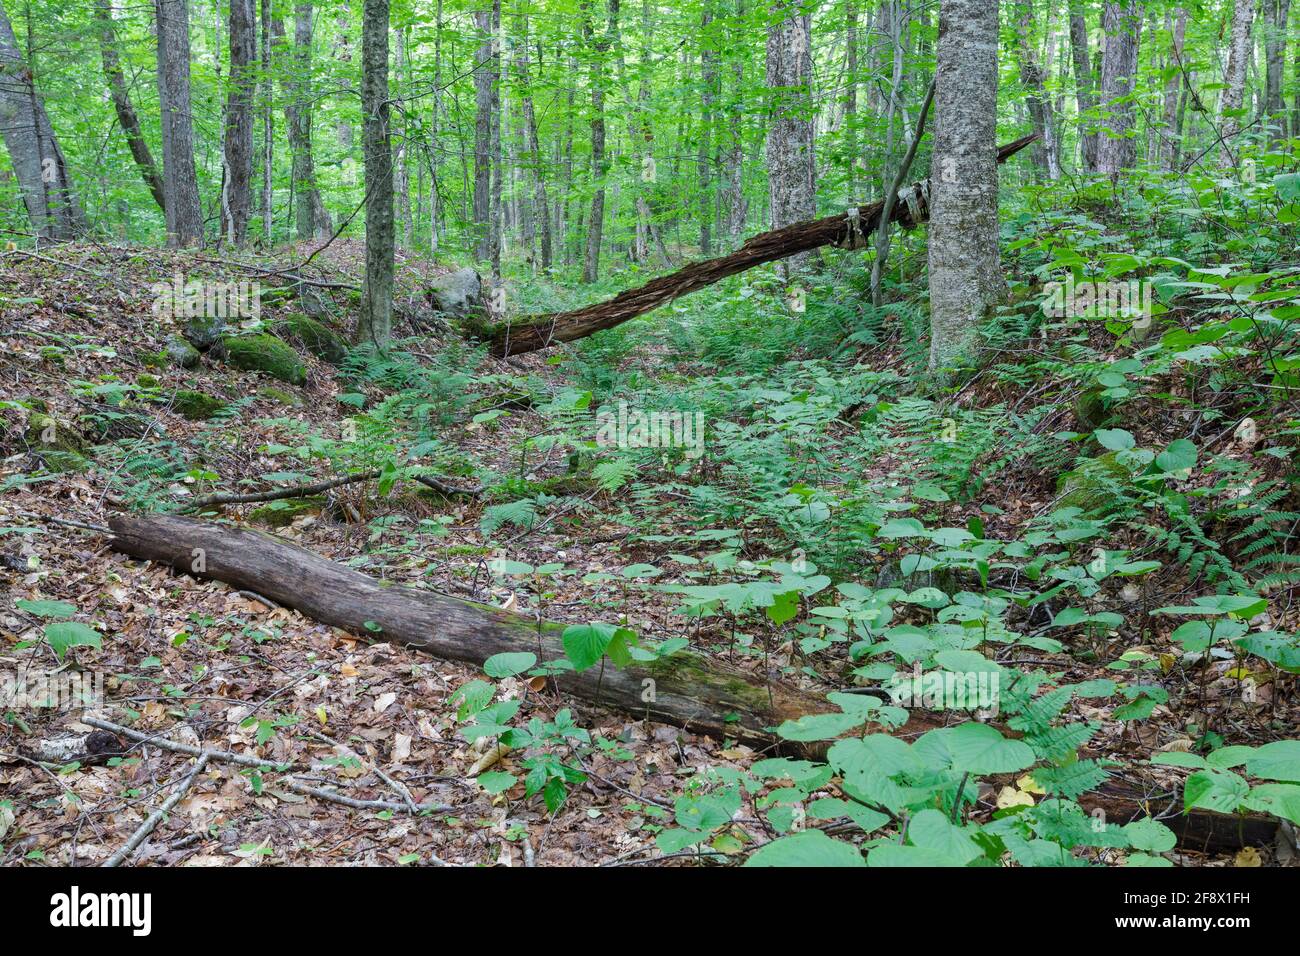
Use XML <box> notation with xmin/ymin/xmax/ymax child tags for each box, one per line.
<box><xmin>220</xmin><ymin>334</ymin><xmax>307</xmax><ymax>385</ymax></box>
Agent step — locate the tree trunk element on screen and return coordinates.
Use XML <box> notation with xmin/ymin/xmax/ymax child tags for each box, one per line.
<box><xmin>260</xmin><ymin>0</ymin><xmax>273</xmax><ymax>242</ymax></box>
<box><xmin>93</xmin><ymin>0</ymin><xmax>166</xmax><ymax>214</ymax></box>
<box><xmin>927</xmin><ymin>0</ymin><xmax>1005</xmax><ymax>374</ymax></box>
<box><xmin>765</xmin><ymin>0</ymin><xmax>816</xmax><ymax>274</ymax></box>
<box><xmin>278</xmin><ymin>5</ymin><xmax>332</xmax><ymax>240</ymax></box>
<box><xmin>1095</xmin><ymin>1</ymin><xmax>1140</xmax><ymax>175</ymax></box>
<box><xmin>221</xmin><ymin>0</ymin><xmax>255</xmax><ymax>246</ymax></box>
<box><xmin>393</xmin><ymin>26</ymin><xmax>413</xmax><ymax>250</ymax></box>
<box><xmin>335</xmin><ymin>11</ymin><xmax>353</xmax><ymax>151</ymax></box>
<box><xmin>1067</xmin><ymin>0</ymin><xmax>1098</xmax><ymax>171</ymax></box>
<box><xmin>478</xmin><ymin>135</ymin><xmax>1037</xmax><ymax>356</ymax></box>
<box><xmin>517</xmin><ymin>20</ymin><xmax>552</xmax><ymax>270</ymax></box>
<box><xmin>1015</xmin><ymin>1</ymin><xmax>1061</xmax><ymax>180</ymax></box>
<box><xmin>0</xmin><ymin>1</ymin><xmax>85</xmax><ymax>241</ymax></box>
<box><xmin>1263</xmin><ymin>0</ymin><xmax>1291</xmax><ymax>141</ymax></box>
<box><xmin>155</xmin><ymin>0</ymin><xmax>204</xmax><ymax>247</ymax></box>
<box><xmin>1160</xmin><ymin>6</ymin><xmax>1187</xmax><ymax>169</ymax></box>
<box><xmin>488</xmin><ymin>0</ymin><xmax>502</xmax><ymax>279</ymax></box>
<box><xmin>357</xmin><ymin>0</ymin><xmax>393</xmax><ymax>349</ymax></box>
<box><xmin>107</xmin><ymin>514</ymin><xmax>831</xmax><ymax>748</ymax></box>
<box><xmin>1220</xmin><ymin>0</ymin><xmax>1255</xmax><ymax>165</ymax></box>
<box><xmin>472</xmin><ymin>7</ymin><xmax>493</xmax><ymax>262</ymax></box>
<box><xmin>582</xmin><ymin>0</ymin><xmax>610</xmax><ymax>283</ymax></box>
<box><xmin>698</xmin><ymin>2</ymin><xmax>717</xmax><ymax>257</ymax></box>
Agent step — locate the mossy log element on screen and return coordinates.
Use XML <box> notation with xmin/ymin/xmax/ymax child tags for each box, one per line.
<box><xmin>106</xmin><ymin>514</ymin><xmax>828</xmax><ymax>747</ymax></box>
<box><xmin>104</xmin><ymin>513</ymin><xmax>1284</xmax><ymax>851</ymax></box>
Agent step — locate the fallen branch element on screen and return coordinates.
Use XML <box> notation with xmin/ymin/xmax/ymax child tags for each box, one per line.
<box><xmin>483</xmin><ymin>134</ymin><xmax>1038</xmax><ymax>356</ymax></box>
<box><xmin>103</xmin><ymin>753</ymin><xmax>210</xmax><ymax>867</ymax></box>
<box><xmin>186</xmin><ymin>469</ymin><xmax>482</xmax><ymax>511</ymax></box>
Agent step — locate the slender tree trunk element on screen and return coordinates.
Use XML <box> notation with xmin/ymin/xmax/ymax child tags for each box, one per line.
<box><xmin>278</xmin><ymin>5</ymin><xmax>331</xmax><ymax>240</ymax></box>
<box><xmin>393</xmin><ymin>26</ymin><xmax>412</xmax><ymax>249</ymax></box>
<box><xmin>221</xmin><ymin>0</ymin><xmax>255</xmax><ymax>246</ymax></box>
<box><xmin>1219</xmin><ymin>0</ymin><xmax>1254</xmax><ymax>165</ymax></box>
<box><xmin>489</xmin><ymin>0</ymin><xmax>502</xmax><ymax>278</ymax></box>
<box><xmin>260</xmin><ymin>0</ymin><xmax>273</xmax><ymax>242</ymax></box>
<box><xmin>518</xmin><ymin>17</ymin><xmax>551</xmax><ymax>269</ymax></box>
<box><xmin>1160</xmin><ymin>6</ymin><xmax>1187</xmax><ymax>169</ymax></box>
<box><xmin>1095</xmin><ymin>1</ymin><xmax>1140</xmax><ymax>176</ymax></box>
<box><xmin>582</xmin><ymin>0</ymin><xmax>610</xmax><ymax>283</ymax></box>
<box><xmin>1067</xmin><ymin>0</ymin><xmax>1098</xmax><ymax>171</ymax></box>
<box><xmin>927</xmin><ymin>0</ymin><xmax>1005</xmax><ymax>374</ymax></box>
<box><xmin>1264</xmin><ymin>0</ymin><xmax>1290</xmax><ymax>141</ymax></box>
<box><xmin>698</xmin><ymin>1</ymin><xmax>717</xmax><ymax>256</ymax></box>
<box><xmin>155</xmin><ymin>0</ymin><xmax>203</xmax><ymax>246</ymax></box>
<box><xmin>357</xmin><ymin>0</ymin><xmax>393</xmax><ymax>349</ymax></box>
<box><xmin>335</xmin><ymin>12</ymin><xmax>353</xmax><ymax>151</ymax></box>
<box><xmin>93</xmin><ymin>0</ymin><xmax>166</xmax><ymax>213</ymax></box>
<box><xmin>472</xmin><ymin>7</ymin><xmax>493</xmax><ymax>261</ymax></box>
<box><xmin>1015</xmin><ymin>1</ymin><xmax>1061</xmax><ymax>180</ymax></box>
<box><xmin>765</xmin><ymin>0</ymin><xmax>816</xmax><ymax>275</ymax></box>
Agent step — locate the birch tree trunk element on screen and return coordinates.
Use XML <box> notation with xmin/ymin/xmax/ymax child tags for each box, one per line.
<box><xmin>221</xmin><ymin>0</ymin><xmax>255</xmax><ymax>246</ymax></box>
<box><xmin>154</xmin><ymin>0</ymin><xmax>203</xmax><ymax>246</ymax></box>
<box><xmin>927</xmin><ymin>0</ymin><xmax>1004</xmax><ymax>374</ymax></box>
<box><xmin>1219</xmin><ymin>0</ymin><xmax>1255</xmax><ymax>165</ymax></box>
<box><xmin>1095</xmin><ymin>1</ymin><xmax>1140</xmax><ymax>176</ymax></box>
<box><xmin>93</xmin><ymin>0</ymin><xmax>166</xmax><ymax>213</ymax></box>
<box><xmin>357</xmin><ymin>0</ymin><xmax>393</xmax><ymax>349</ymax></box>
<box><xmin>765</xmin><ymin>0</ymin><xmax>815</xmax><ymax>274</ymax></box>
<box><xmin>1067</xmin><ymin>0</ymin><xmax>1098</xmax><ymax>171</ymax></box>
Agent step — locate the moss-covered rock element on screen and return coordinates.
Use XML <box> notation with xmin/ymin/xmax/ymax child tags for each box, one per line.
<box><xmin>247</xmin><ymin>497</ymin><xmax>325</xmax><ymax>527</ymax></box>
<box><xmin>165</xmin><ymin>336</ymin><xmax>202</xmax><ymax>369</ymax></box>
<box><xmin>1056</xmin><ymin>451</ymin><xmax>1132</xmax><ymax>511</ymax></box>
<box><xmin>26</xmin><ymin>413</ymin><xmax>91</xmax><ymax>472</ymax></box>
<box><xmin>276</xmin><ymin>313</ymin><xmax>350</xmax><ymax>365</ymax></box>
<box><xmin>220</xmin><ymin>334</ymin><xmax>307</xmax><ymax>385</ymax></box>
<box><xmin>170</xmin><ymin>389</ymin><xmax>227</xmax><ymax>421</ymax></box>
<box><xmin>1073</xmin><ymin>389</ymin><xmax>1108</xmax><ymax>430</ymax></box>
<box><xmin>183</xmin><ymin>313</ymin><xmax>227</xmax><ymax>350</ymax></box>
<box><xmin>136</xmin><ymin>373</ymin><xmax>160</xmax><ymax>389</ymax></box>
<box><xmin>259</xmin><ymin>386</ymin><xmax>302</xmax><ymax>407</ymax></box>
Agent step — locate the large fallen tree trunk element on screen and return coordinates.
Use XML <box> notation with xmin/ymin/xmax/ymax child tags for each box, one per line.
<box><xmin>482</xmin><ymin>134</ymin><xmax>1038</xmax><ymax>356</ymax></box>
<box><xmin>107</xmin><ymin>514</ymin><xmax>830</xmax><ymax>748</ymax></box>
<box><xmin>107</xmin><ymin>513</ymin><xmax>1282</xmax><ymax>851</ymax></box>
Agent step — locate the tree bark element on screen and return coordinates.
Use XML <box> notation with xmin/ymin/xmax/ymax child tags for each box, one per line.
<box><xmin>1096</xmin><ymin>1</ymin><xmax>1140</xmax><ymax>176</ymax></box>
<box><xmin>765</xmin><ymin>0</ymin><xmax>816</xmax><ymax>274</ymax></box>
<box><xmin>517</xmin><ymin>19</ymin><xmax>552</xmax><ymax>269</ymax></box>
<box><xmin>221</xmin><ymin>0</ymin><xmax>255</xmax><ymax>246</ymax></box>
<box><xmin>471</xmin><ymin>6</ymin><xmax>495</xmax><ymax>263</ymax></box>
<box><xmin>480</xmin><ymin>135</ymin><xmax>1038</xmax><ymax>356</ymax></box>
<box><xmin>155</xmin><ymin>0</ymin><xmax>204</xmax><ymax>246</ymax></box>
<box><xmin>93</xmin><ymin>0</ymin><xmax>166</xmax><ymax>213</ymax></box>
<box><xmin>0</xmin><ymin>0</ymin><xmax>86</xmax><ymax>240</ymax></box>
<box><xmin>1160</xmin><ymin>7</ymin><xmax>1187</xmax><ymax>170</ymax></box>
<box><xmin>277</xmin><ymin>5</ymin><xmax>332</xmax><ymax>240</ymax></box>
<box><xmin>107</xmin><ymin>514</ymin><xmax>830</xmax><ymax>748</ymax></box>
<box><xmin>581</xmin><ymin>0</ymin><xmax>610</xmax><ymax>283</ymax></box>
<box><xmin>1263</xmin><ymin>0</ymin><xmax>1291</xmax><ymax>141</ymax></box>
<box><xmin>357</xmin><ymin>0</ymin><xmax>393</xmax><ymax>349</ymax></box>
<box><xmin>1220</xmin><ymin>0</ymin><xmax>1255</xmax><ymax>165</ymax></box>
<box><xmin>260</xmin><ymin>0</ymin><xmax>273</xmax><ymax>242</ymax></box>
<box><xmin>927</xmin><ymin>0</ymin><xmax>1005</xmax><ymax>374</ymax></box>
<box><xmin>698</xmin><ymin>1</ymin><xmax>717</xmax><ymax>257</ymax></box>
<box><xmin>1067</xmin><ymin>0</ymin><xmax>1098</xmax><ymax>171</ymax></box>
<box><xmin>1015</xmin><ymin>1</ymin><xmax>1061</xmax><ymax>180</ymax></box>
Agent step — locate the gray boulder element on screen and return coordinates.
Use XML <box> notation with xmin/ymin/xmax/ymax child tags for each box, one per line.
<box><xmin>165</xmin><ymin>335</ymin><xmax>201</xmax><ymax>368</ymax></box>
<box><xmin>428</xmin><ymin>267</ymin><xmax>485</xmax><ymax>321</ymax></box>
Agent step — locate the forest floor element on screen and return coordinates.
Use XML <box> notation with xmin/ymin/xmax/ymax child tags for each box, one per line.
<box><xmin>1</xmin><ymin>241</ymin><xmax>1297</xmax><ymax>867</ymax></box>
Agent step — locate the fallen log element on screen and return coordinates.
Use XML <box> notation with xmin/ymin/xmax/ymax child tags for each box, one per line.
<box><xmin>482</xmin><ymin>134</ymin><xmax>1038</xmax><ymax>356</ymax></box>
<box><xmin>106</xmin><ymin>514</ymin><xmax>831</xmax><ymax>748</ymax></box>
<box><xmin>106</xmin><ymin>513</ymin><xmax>1281</xmax><ymax>853</ymax></box>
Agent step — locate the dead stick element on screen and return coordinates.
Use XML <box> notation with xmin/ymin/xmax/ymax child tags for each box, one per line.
<box><xmin>102</xmin><ymin>753</ymin><xmax>211</xmax><ymax>867</ymax></box>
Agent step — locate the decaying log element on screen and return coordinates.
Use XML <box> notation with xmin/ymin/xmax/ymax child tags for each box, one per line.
<box><xmin>106</xmin><ymin>513</ymin><xmax>1282</xmax><ymax>852</ymax></box>
<box><xmin>482</xmin><ymin>134</ymin><xmax>1039</xmax><ymax>356</ymax></box>
<box><xmin>106</xmin><ymin>514</ymin><xmax>830</xmax><ymax>748</ymax></box>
